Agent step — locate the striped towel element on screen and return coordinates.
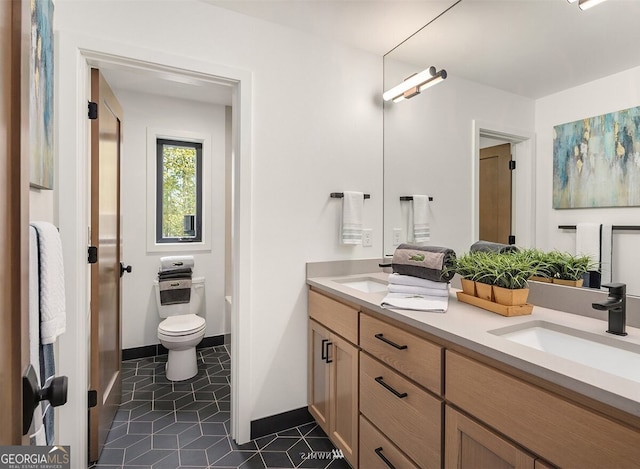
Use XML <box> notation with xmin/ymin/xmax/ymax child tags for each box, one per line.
<box><xmin>412</xmin><ymin>195</ymin><xmax>430</xmax><ymax>243</ymax></box>
<box><xmin>342</xmin><ymin>191</ymin><xmax>363</xmax><ymax>245</ymax></box>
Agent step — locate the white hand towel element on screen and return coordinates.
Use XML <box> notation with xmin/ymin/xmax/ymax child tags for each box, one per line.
<box><xmin>600</xmin><ymin>224</ymin><xmax>613</xmax><ymax>284</ymax></box>
<box><xmin>28</xmin><ymin>226</ymin><xmax>46</xmax><ymax>445</ymax></box>
<box><xmin>412</xmin><ymin>195</ymin><xmax>430</xmax><ymax>243</ymax></box>
<box><xmin>388</xmin><ymin>284</ymin><xmax>450</xmax><ymax>297</ymax></box>
<box><xmin>387</xmin><ymin>273</ymin><xmax>448</xmax><ymax>290</ymax></box>
<box><xmin>381</xmin><ymin>292</ymin><xmax>448</xmax><ymax>312</ymax></box>
<box><xmin>342</xmin><ymin>191</ymin><xmax>363</xmax><ymax>245</ymax></box>
<box><xmin>576</xmin><ymin>223</ymin><xmax>600</xmax><ymax>262</ymax></box>
<box><xmin>30</xmin><ymin>222</ymin><xmax>66</xmax><ymax>344</ymax></box>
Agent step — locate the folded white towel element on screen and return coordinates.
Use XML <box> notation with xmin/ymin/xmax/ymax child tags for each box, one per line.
<box><xmin>576</xmin><ymin>223</ymin><xmax>600</xmax><ymax>262</ymax></box>
<box><xmin>342</xmin><ymin>191</ymin><xmax>363</xmax><ymax>245</ymax></box>
<box><xmin>388</xmin><ymin>284</ymin><xmax>449</xmax><ymax>297</ymax></box>
<box><xmin>599</xmin><ymin>224</ymin><xmax>612</xmax><ymax>284</ymax></box>
<box><xmin>387</xmin><ymin>273</ymin><xmax>448</xmax><ymax>290</ymax></box>
<box><xmin>30</xmin><ymin>222</ymin><xmax>66</xmax><ymax>345</ymax></box>
<box><xmin>160</xmin><ymin>255</ymin><xmax>195</xmax><ymax>271</ymax></box>
<box><xmin>381</xmin><ymin>292</ymin><xmax>448</xmax><ymax>312</ymax></box>
<box><xmin>28</xmin><ymin>226</ymin><xmax>46</xmax><ymax>445</ymax></box>
<box><xmin>412</xmin><ymin>195</ymin><xmax>430</xmax><ymax>243</ymax></box>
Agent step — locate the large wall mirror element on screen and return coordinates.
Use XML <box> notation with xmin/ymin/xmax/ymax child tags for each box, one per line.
<box><xmin>383</xmin><ymin>0</ymin><xmax>640</xmax><ymax>295</ymax></box>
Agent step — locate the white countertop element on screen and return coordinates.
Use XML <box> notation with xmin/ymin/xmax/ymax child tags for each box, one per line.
<box><xmin>307</xmin><ymin>272</ymin><xmax>640</xmax><ymax>419</ymax></box>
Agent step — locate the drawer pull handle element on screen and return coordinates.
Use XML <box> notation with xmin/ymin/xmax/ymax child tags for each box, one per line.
<box><xmin>374</xmin><ymin>447</ymin><xmax>396</xmax><ymax>469</ymax></box>
<box><xmin>321</xmin><ymin>339</ymin><xmax>328</xmax><ymax>360</ymax></box>
<box><xmin>375</xmin><ymin>376</ymin><xmax>407</xmax><ymax>399</ymax></box>
<box><xmin>375</xmin><ymin>333</ymin><xmax>408</xmax><ymax>350</ymax></box>
<box><xmin>325</xmin><ymin>342</ymin><xmax>333</xmax><ymax>364</ymax></box>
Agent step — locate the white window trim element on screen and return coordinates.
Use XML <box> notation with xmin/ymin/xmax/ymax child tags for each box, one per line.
<box><xmin>146</xmin><ymin>127</ymin><xmax>213</xmax><ymax>252</ymax></box>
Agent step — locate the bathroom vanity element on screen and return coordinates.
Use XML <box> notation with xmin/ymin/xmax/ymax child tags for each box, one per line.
<box><xmin>307</xmin><ymin>266</ymin><xmax>640</xmax><ymax>469</ymax></box>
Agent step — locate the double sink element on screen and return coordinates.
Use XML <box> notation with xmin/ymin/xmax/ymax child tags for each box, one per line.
<box><xmin>331</xmin><ymin>276</ymin><xmax>640</xmax><ymax>385</ymax></box>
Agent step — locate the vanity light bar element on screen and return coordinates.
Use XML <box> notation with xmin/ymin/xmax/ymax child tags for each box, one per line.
<box><xmin>383</xmin><ymin>66</ymin><xmax>447</xmax><ymax>103</ymax></box>
<box><xmin>578</xmin><ymin>0</ymin><xmax>607</xmax><ymax>10</ymax></box>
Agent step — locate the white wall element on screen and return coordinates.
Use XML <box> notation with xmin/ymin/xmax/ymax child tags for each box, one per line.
<box><xmin>384</xmin><ymin>66</ymin><xmax>535</xmax><ymax>255</ymax></box>
<box><xmin>535</xmin><ymin>65</ymin><xmax>640</xmax><ymax>294</ymax></box>
<box><xmin>54</xmin><ymin>0</ymin><xmax>382</xmax><ymax>424</ymax></box>
<box><xmin>115</xmin><ymin>89</ymin><xmax>227</xmax><ymax>349</ymax></box>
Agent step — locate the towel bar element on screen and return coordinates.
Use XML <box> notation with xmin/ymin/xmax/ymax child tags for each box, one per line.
<box><xmin>558</xmin><ymin>225</ymin><xmax>640</xmax><ymax>231</ymax></box>
<box><xmin>400</xmin><ymin>196</ymin><xmax>434</xmax><ymax>202</ymax></box>
<box><xmin>330</xmin><ymin>192</ymin><xmax>370</xmax><ymax>199</ymax></box>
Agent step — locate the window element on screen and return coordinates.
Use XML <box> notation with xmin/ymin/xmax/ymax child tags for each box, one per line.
<box><xmin>156</xmin><ymin>138</ymin><xmax>203</xmax><ymax>243</ymax></box>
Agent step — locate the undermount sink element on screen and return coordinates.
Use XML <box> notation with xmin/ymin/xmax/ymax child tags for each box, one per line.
<box><xmin>490</xmin><ymin>321</ymin><xmax>640</xmax><ymax>383</ymax></box>
<box><xmin>333</xmin><ymin>277</ymin><xmax>388</xmax><ymax>293</ymax></box>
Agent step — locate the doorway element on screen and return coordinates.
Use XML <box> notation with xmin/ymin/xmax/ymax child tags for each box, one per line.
<box><xmin>479</xmin><ymin>142</ymin><xmax>512</xmax><ymax>244</ymax></box>
<box><xmin>472</xmin><ymin>121</ymin><xmax>536</xmax><ymax>249</ymax></box>
<box><xmin>56</xmin><ymin>34</ymin><xmax>253</xmax><ymax>465</ymax></box>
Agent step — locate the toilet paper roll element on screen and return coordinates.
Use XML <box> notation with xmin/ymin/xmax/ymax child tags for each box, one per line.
<box><xmin>160</xmin><ymin>255</ymin><xmax>195</xmax><ymax>271</ymax></box>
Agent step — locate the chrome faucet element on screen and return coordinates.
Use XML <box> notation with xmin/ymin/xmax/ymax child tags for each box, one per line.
<box><xmin>592</xmin><ymin>283</ymin><xmax>627</xmax><ymax>336</ymax></box>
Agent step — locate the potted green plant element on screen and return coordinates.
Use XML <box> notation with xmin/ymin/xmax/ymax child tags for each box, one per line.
<box><xmin>520</xmin><ymin>248</ymin><xmax>554</xmax><ymax>283</ymax></box>
<box><xmin>450</xmin><ymin>253</ymin><xmax>478</xmax><ymax>296</ymax></box>
<box><xmin>549</xmin><ymin>251</ymin><xmax>594</xmax><ymax>287</ymax></box>
<box><xmin>491</xmin><ymin>252</ymin><xmax>538</xmax><ymax>306</ymax></box>
<box><xmin>469</xmin><ymin>251</ymin><xmax>499</xmax><ymax>302</ymax></box>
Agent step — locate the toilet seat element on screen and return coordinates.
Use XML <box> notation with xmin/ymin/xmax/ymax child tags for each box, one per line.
<box><xmin>158</xmin><ymin>314</ymin><xmax>206</xmax><ymax>337</ymax></box>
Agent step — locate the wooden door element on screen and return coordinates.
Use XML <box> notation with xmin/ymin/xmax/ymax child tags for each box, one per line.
<box><xmin>88</xmin><ymin>68</ymin><xmax>123</xmax><ymax>462</ymax></box>
<box><xmin>445</xmin><ymin>406</ymin><xmax>534</xmax><ymax>469</ymax></box>
<box><xmin>308</xmin><ymin>319</ymin><xmax>331</xmax><ymax>434</ymax></box>
<box><xmin>479</xmin><ymin>143</ymin><xmax>512</xmax><ymax>244</ymax></box>
<box><xmin>328</xmin><ymin>333</ymin><xmax>358</xmax><ymax>468</ymax></box>
<box><xmin>0</xmin><ymin>0</ymin><xmax>29</xmax><ymax>445</ymax></box>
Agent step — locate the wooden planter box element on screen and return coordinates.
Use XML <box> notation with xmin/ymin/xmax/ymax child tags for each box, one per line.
<box><xmin>456</xmin><ymin>292</ymin><xmax>533</xmax><ymax>317</ymax></box>
<box><xmin>552</xmin><ymin>278</ymin><xmax>584</xmax><ymax>287</ymax></box>
<box><xmin>460</xmin><ymin>278</ymin><xmax>476</xmax><ymax>296</ymax></box>
<box><xmin>529</xmin><ymin>275</ymin><xmax>552</xmax><ymax>283</ymax></box>
<box><xmin>475</xmin><ymin>282</ymin><xmax>493</xmax><ymax>302</ymax></box>
<box><xmin>493</xmin><ymin>286</ymin><xmax>529</xmax><ymax>306</ymax></box>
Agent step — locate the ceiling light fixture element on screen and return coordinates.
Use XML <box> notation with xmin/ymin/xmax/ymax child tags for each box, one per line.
<box><xmin>578</xmin><ymin>0</ymin><xmax>608</xmax><ymax>10</ymax></box>
<box><xmin>383</xmin><ymin>66</ymin><xmax>447</xmax><ymax>103</ymax></box>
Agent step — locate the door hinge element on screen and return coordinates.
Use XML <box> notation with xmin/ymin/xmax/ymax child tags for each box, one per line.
<box><xmin>88</xmin><ymin>246</ymin><xmax>98</xmax><ymax>264</ymax></box>
<box><xmin>88</xmin><ymin>389</ymin><xmax>97</xmax><ymax>408</ymax></box>
<box><xmin>88</xmin><ymin>101</ymin><xmax>98</xmax><ymax>120</ymax></box>
<box><xmin>509</xmin><ymin>160</ymin><xmax>516</xmax><ymax>170</ymax></box>
<box><xmin>508</xmin><ymin>235</ymin><xmax>516</xmax><ymax>245</ymax></box>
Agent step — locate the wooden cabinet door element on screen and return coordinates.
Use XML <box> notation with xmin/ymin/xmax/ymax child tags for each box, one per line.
<box><xmin>445</xmin><ymin>406</ymin><xmax>534</xmax><ymax>469</ymax></box>
<box><xmin>308</xmin><ymin>320</ymin><xmax>331</xmax><ymax>434</ymax></box>
<box><xmin>328</xmin><ymin>333</ymin><xmax>358</xmax><ymax>468</ymax></box>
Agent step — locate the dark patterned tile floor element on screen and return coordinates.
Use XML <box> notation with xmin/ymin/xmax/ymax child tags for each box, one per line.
<box><xmin>90</xmin><ymin>345</ymin><xmax>350</xmax><ymax>469</ymax></box>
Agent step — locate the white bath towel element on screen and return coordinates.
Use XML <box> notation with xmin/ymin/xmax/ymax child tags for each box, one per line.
<box><xmin>412</xmin><ymin>195</ymin><xmax>430</xmax><ymax>243</ymax></box>
<box><xmin>576</xmin><ymin>223</ymin><xmax>600</xmax><ymax>262</ymax></box>
<box><xmin>387</xmin><ymin>273</ymin><xmax>448</xmax><ymax>290</ymax></box>
<box><xmin>342</xmin><ymin>191</ymin><xmax>363</xmax><ymax>245</ymax></box>
<box><xmin>28</xmin><ymin>226</ymin><xmax>45</xmax><ymax>445</ymax></box>
<box><xmin>388</xmin><ymin>284</ymin><xmax>450</xmax><ymax>297</ymax></box>
<box><xmin>30</xmin><ymin>222</ymin><xmax>66</xmax><ymax>344</ymax></box>
<box><xmin>160</xmin><ymin>255</ymin><xmax>195</xmax><ymax>271</ymax></box>
<box><xmin>381</xmin><ymin>292</ymin><xmax>448</xmax><ymax>312</ymax></box>
<box><xmin>600</xmin><ymin>224</ymin><xmax>613</xmax><ymax>284</ymax></box>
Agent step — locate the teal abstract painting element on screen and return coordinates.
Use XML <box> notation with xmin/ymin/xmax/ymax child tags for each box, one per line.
<box><xmin>553</xmin><ymin>105</ymin><xmax>640</xmax><ymax>209</ymax></box>
<box><xmin>30</xmin><ymin>0</ymin><xmax>54</xmax><ymax>189</ymax></box>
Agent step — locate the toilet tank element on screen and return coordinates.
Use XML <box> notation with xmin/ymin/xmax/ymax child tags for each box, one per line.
<box><xmin>154</xmin><ymin>277</ymin><xmax>205</xmax><ymax>318</ymax></box>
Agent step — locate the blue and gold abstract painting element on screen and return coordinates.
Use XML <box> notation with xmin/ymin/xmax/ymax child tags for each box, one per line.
<box><xmin>553</xmin><ymin>105</ymin><xmax>640</xmax><ymax>209</ymax></box>
<box><xmin>30</xmin><ymin>0</ymin><xmax>54</xmax><ymax>189</ymax></box>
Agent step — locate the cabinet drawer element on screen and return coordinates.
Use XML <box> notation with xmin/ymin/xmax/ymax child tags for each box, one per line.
<box><xmin>309</xmin><ymin>289</ymin><xmax>358</xmax><ymax>344</ymax></box>
<box><xmin>360</xmin><ymin>415</ymin><xmax>419</xmax><ymax>469</ymax></box>
<box><xmin>446</xmin><ymin>351</ymin><xmax>640</xmax><ymax>469</ymax></box>
<box><xmin>360</xmin><ymin>352</ymin><xmax>442</xmax><ymax>469</ymax></box>
<box><xmin>360</xmin><ymin>313</ymin><xmax>442</xmax><ymax>394</ymax></box>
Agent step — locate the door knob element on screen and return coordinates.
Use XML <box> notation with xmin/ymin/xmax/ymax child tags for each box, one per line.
<box><xmin>23</xmin><ymin>364</ymin><xmax>68</xmax><ymax>435</ymax></box>
<box><xmin>120</xmin><ymin>262</ymin><xmax>132</xmax><ymax>277</ymax></box>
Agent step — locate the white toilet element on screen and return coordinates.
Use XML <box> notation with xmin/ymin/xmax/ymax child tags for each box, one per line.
<box><xmin>154</xmin><ymin>277</ymin><xmax>206</xmax><ymax>381</ymax></box>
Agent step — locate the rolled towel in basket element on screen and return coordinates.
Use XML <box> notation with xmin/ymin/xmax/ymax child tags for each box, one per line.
<box><xmin>391</xmin><ymin>244</ymin><xmax>456</xmax><ymax>282</ymax></box>
<box><xmin>470</xmin><ymin>240</ymin><xmax>518</xmax><ymax>254</ymax></box>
